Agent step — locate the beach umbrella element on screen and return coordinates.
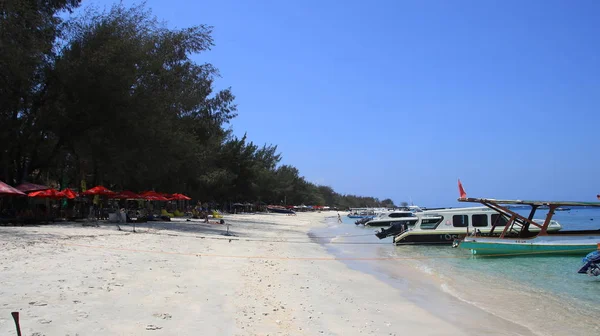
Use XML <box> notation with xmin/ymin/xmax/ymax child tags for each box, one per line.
<box><xmin>143</xmin><ymin>194</ymin><xmax>170</xmax><ymax>201</ymax></box>
<box><xmin>111</xmin><ymin>190</ymin><xmax>142</xmax><ymax>199</ymax></box>
<box><xmin>58</xmin><ymin>188</ymin><xmax>78</xmax><ymax>199</ymax></box>
<box><xmin>171</xmin><ymin>193</ymin><xmax>191</xmax><ymax>201</ymax></box>
<box><xmin>15</xmin><ymin>182</ymin><xmax>50</xmax><ymax>193</ymax></box>
<box><xmin>0</xmin><ymin>180</ymin><xmax>26</xmax><ymax>196</ymax></box>
<box><xmin>28</xmin><ymin>189</ymin><xmax>63</xmax><ymax>199</ymax></box>
<box><xmin>140</xmin><ymin>191</ymin><xmax>171</xmax><ymax>201</ymax></box>
<box><xmin>82</xmin><ymin>185</ymin><xmax>115</xmax><ymax>196</ymax></box>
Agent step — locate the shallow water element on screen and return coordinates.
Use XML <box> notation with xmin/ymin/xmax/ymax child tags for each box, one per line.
<box><xmin>313</xmin><ymin>210</ymin><xmax>600</xmax><ymax>334</ymax></box>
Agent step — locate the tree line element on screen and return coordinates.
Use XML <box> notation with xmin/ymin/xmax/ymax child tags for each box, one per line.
<box><xmin>0</xmin><ymin>1</ymin><xmax>397</xmax><ymax>209</ymax></box>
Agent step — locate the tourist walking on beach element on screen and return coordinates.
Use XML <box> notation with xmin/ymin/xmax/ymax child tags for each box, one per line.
<box><xmin>338</xmin><ymin>213</ymin><xmax>342</xmax><ymax>223</ymax></box>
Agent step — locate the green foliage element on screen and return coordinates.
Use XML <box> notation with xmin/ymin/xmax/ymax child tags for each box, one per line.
<box><xmin>0</xmin><ymin>0</ymin><xmax>82</xmax><ymax>184</ymax></box>
<box><xmin>381</xmin><ymin>198</ymin><xmax>396</xmax><ymax>208</ymax></box>
<box><xmin>0</xmin><ymin>2</ymin><xmax>388</xmax><ymax>208</ymax></box>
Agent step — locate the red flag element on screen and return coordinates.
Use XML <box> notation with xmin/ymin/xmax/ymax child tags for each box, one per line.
<box><xmin>458</xmin><ymin>179</ymin><xmax>467</xmax><ymax>199</ymax></box>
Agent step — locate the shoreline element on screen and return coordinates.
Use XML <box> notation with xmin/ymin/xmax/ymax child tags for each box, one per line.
<box><xmin>0</xmin><ymin>212</ymin><xmax>595</xmax><ymax>335</ymax></box>
<box><xmin>316</xmin><ymin>215</ymin><xmax>600</xmax><ymax>336</ymax></box>
<box><xmin>312</xmin><ymin>217</ymin><xmax>539</xmax><ymax>336</ymax></box>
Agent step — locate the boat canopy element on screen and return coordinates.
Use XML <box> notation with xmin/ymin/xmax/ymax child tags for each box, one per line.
<box><xmin>458</xmin><ymin>198</ymin><xmax>600</xmax><ymax>207</ymax></box>
<box><xmin>457</xmin><ymin>197</ymin><xmax>600</xmax><ymax>238</ymax></box>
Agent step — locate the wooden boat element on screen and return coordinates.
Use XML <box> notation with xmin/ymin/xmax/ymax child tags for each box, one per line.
<box><xmin>455</xmin><ymin>195</ymin><xmax>600</xmax><ymax>256</ymax></box>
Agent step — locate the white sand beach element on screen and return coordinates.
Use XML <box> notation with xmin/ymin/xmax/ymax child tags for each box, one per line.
<box><xmin>0</xmin><ymin>212</ymin><xmax>586</xmax><ymax>336</ymax></box>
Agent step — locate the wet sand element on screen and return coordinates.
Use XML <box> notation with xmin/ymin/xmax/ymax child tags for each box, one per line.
<box><xmin>316</xmin><ymin>217</ymin><xmax>600</xmax><ymax>336</ymax></box>
<box><xmin>0</xmin><ymin>212</ymin><xmax>565</xmax><ymax>335</ymax></box>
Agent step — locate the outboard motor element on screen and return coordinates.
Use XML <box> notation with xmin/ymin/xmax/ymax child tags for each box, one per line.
<box><xmin>578</xmin><ymin>251</ymin><xmax>600</xmax><ymax>276</ymax></box>
<box><xmin>375</xmin><ymin>222</ymin><xmax>406</xmax><ymax>239</ymax></box>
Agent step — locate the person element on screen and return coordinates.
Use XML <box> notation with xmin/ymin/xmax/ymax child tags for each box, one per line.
<box><xmin>337</xmin><ymin>212</ymin><xmax>342</xmax><ymax>223</ymax></box>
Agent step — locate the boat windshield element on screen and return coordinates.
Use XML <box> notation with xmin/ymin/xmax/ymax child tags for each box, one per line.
<box><xmin>419</xmin><ymin>216</ymin><xmax>443</xmax><ymax>230</ymax></box>
<box><xmin>389</xmin><ymin>212</ymin><xmax>414</xmax><ymax>218</ymax></box>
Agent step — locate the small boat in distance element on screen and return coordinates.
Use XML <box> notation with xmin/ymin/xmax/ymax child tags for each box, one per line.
<box><xmin>362</xmin><ymin>207</ymin><xmax>421</xmax><ymax>227</ymax></box>
<box><xmin>266</xmin><ymin>206</ymin><xmax>295</xmax><ymax>214</ymax></box>
<box><xmin>347</xmin><ymin>208</ymin><xmax>378</xmax><ymax>218</ymax></box>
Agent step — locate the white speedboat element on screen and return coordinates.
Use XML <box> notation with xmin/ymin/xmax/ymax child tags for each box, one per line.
<box><xmin>363</xmin><ymin>207</ymin><xmax>422</xmax><ymax>227</ymax></box>
<box><xmin>375</xmin><ymin>206</ymin><xmax>562</xmax><ymax>245</ymax></box>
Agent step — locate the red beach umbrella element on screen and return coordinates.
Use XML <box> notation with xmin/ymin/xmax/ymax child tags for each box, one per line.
<box><xmin>58</xmin><ymin>188</ymin><xmax>78</xmax><ymax>199</ymax></box>
<box><xmin>171</xmin><ymin>193</ymin><xmax>191</xmax><ymax>201</ymax></box>
<box><xmin>0</xmin><ymin>180</ymin><xmax>26</xmax><ymax>196</ymax></box>
<box><xmin>82</xmin><ymin>185</ymin><xmax>115</xmax><ymax>196</ymax></box>
<box><xmin>28</xmin><ymin>189</ymin><xmax>63</xmax><ymax>199</ymax></box>
<box><xmin>140</xmin><ymin>191</ymin><xmax>171</xmax><ymax>201</ymax></box>
<box><xmin>143</xmin><ymin>195</ymin><xmax>170</xmax><ymax>201</ymax></box>
<box><xmin>15</xmin><ymin>182</ymin><xmax>50</xmax><ymax>193</ymax></box>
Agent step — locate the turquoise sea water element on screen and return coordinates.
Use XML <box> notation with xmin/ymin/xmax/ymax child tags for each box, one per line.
<box><xmin>313</xmin><ymin>208</ymin><xmax>600</xmax><ymax>326</ymax></box>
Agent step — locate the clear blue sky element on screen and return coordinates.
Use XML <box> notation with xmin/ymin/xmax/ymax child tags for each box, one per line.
<box><xmin>84</xmin><ymin>0</ymin><xmax>599</xmax><ymax>206</ymax></box>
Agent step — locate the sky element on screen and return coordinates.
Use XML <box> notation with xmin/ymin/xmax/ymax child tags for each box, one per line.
<box><xmin>83</xmin><ymin>0</ymin><xmax>600</xmax><ymax>206</ymax></box>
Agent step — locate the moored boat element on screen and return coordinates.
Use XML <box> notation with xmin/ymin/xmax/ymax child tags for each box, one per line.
<box><xmin>454</xmin><ymin>182</ymin><xmax>600</xmax><ymax>256</ymax></box>
<box><xmin>460</xmin><ymin>235</ymin><xmax>600</xmax><ymax>256</ymax></box>
<box><xmin>375</xmin><ymin>206</ymin><xmax>562</xmax><ymax>245</ymax></box>
<box><xmin>363</xmin><ymin>208</ymin><xmax>419</xmax><ymax>227</ymax></box>
<box><xmin>266</xmin><ymin>206</ymin><xmax>296</xmax><ymax>214</ymax></box>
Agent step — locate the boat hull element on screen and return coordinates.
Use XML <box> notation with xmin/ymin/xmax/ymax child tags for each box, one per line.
<box><xmin>394</xmin><ymin>232</ymin><xmax>464</xmax><ymax>245</ymax></box>
<box><xmin>367</xmin><ymin>220</ymin><xmax>415</xmax><ymax>227</ymax></box>
<box><xmin>392</xmin><ymin>226</ymin><xmax>562</xmax><ymax>245</ymax></box>
<box><xmin>267</xmin><ymin>207</ymin><xmax>295</xmax><ymax>214</ymax></box>
<box><xmin>458</xmin><ymin>235</ymin><xmax>600</xmax><ymax>256</ymax></box>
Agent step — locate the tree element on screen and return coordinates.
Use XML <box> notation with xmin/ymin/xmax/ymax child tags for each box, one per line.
<box><xmin>381</xmin><ymin>198</ymin><xmax>395</xmax><ymax>208</ymax></box>
<box><xmin>0</xmin><ymin>1</ymin><xmax>390</xmax><ymax>211</ymax></box>
<box><xmin>0</xmin><ymin>0</ymin><xmax>82</xmax><ymax>184</ymax></box>
<box><xmin>47</xmin><ymin>3</ymin><xmax>236</xmax><ymax>192</ymax></box>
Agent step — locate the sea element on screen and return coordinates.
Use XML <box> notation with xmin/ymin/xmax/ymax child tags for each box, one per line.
<box><xmin>311</xmin><ymin>208</ymin><xmax>600</xmax><ymax>335</ymax></box>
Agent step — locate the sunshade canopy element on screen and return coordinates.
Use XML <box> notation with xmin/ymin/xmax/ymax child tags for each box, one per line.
<box><xmin>82</xmin><ymin>185</ymin><xmax>115</xmax><ymax>196</ymax></box>
<box><xmin>28</xmin><ymin>189</ymin><xmax>63</xmax><ymax>199</ymax></box>
<box><xmin>59</xmin><ymin>188</ymin><xmax>78</xmax><ymax>199</ymax></box>
<box><xmin>15</xmin><ymin>182</ymin><xmax>50</xmax><ymax>193</ymax></box>
<box><xmin>0</xmin><ymin>180</ymin><xmax>26</xmax><ymax>196</ymax></box>
<box><xmin>171</xmin><ymin>193</ymin><xmax>191</xmax><ymax>201</ymax></box>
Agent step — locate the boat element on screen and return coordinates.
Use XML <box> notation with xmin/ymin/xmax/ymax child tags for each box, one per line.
<box><xmin>375</xmin><ymin>206</ymin><xmax>562</xmax><ymax>245</ymax></box>
<box><xmin>555</xmin><ymin>207</ymin><xmax>571</xmax><ymax>211</ymax></box>
<box><xmin>454</xmin><ymin>191</ymin><xmax>600</xmax><ymax>256</ymax></box>
<box><xmin>362</xmin><ymin>207</ymin><xmax>421</xmax><ymax>227</ymax></box>
<box><xmin>347</xmin><ymin>208</ymin><xmax>378</xmax><ymax>218</ymax></box>
<box><xmin>266</xmin><ymin>206</ymin><xmax>295</xmax><ymax>214</ymax></box>
<box><xmin>355</xmin><ymin>216</ymin><xmax>375</xmax><ymax>225</ymax></box>
<box><xmin>578</xmin><ymin>250</ymin><xmax>600</xmax><ymax>276</ymax></box>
